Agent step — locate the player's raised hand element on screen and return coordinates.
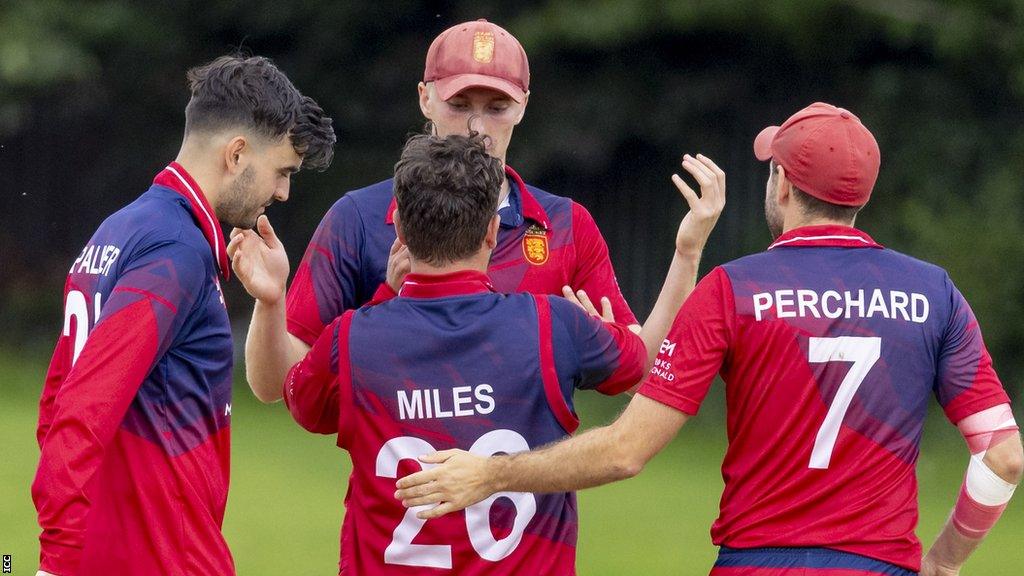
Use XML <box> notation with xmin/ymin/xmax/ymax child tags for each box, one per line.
<box><xmin>393</xmin><ymin>449</ymin><xmax>496</xmax><ymax>519</ymax></box>
<box><xmin>386</xmin><ymin>237</ymin><xmax>412</xmax><ymax>293</ymax></box>
<box><xmin>672</xmin><ymin>153</ymin><xmax>726</xmax><ymax>258</ymax></box>
<box><xmin>228</xmin><ymin>215</ymin><xmax>290</xmax><ymax>305</ymax></box>
<box><xmin>561</xmin><ymin>286</ymin><xmax>615</xmax><ymax>322</ymax></box>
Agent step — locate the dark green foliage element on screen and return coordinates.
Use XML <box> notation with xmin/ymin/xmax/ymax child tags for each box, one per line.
<box><xmin>2</xmin><ymin>0</ymin><xmax>1021</xmax><ymax>396</ymax></box>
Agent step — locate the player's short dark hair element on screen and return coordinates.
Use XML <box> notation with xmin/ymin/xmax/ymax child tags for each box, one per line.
<box><xmin>791</xmin><ymin>186</ymin><xmax>862</xmax><ymax>222</ymax></box>
<box><xmin>184</xmin><ymin>55</ymin><xmax>335</xmax><ymax>171</ymax></box>
<box><xmin>393</xmin><ymin>133</ymin><xmax>503</xmax><ymax>265</ymax></box>
<box><xmin>770</xmin><ymin>161</ymin><xmax>862</xmax><ymax>223</ymax></box>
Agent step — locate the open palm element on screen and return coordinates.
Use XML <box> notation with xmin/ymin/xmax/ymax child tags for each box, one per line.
<box><xmin>227</xmin><ymin>215</ymin><xmax>290</xmax><ymax>304</ymax></box>
<box><xmin>672</xmin><ymin>153</ymin><xmax>726</xmax><ymax>258</ymax></box>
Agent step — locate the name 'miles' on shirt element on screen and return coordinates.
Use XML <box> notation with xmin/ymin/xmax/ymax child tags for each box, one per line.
<box><xmin>638</xmin><ymin>225</ymin><xmax>1010</xmax><ymax>573</ymax></box>
<box><xmin>33</xmin><ymin>163</ymin><xmax>235</xmax><ymax>575</ymax></box>
<box><xmin>284</xmin><ymin>270</ymin><xmax>646</xmax><ymax>575</ymax></box>
<box><xmin>285</xmin><ymin>165</ymin><xmax>636</xmax><ymax>345</ymax></box>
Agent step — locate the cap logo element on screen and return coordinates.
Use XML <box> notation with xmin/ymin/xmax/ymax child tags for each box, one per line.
<box><xmin>522</xmin><ymin>225</ymin><xmax>548</xmax><ymax>265</ymax></box>
<box><xmin>473</xmin><ymin>31</ymin><xmax>495</xmax><ymax>63</ymax></box>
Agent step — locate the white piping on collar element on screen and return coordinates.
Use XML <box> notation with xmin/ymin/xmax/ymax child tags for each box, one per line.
<box><xmin>769</xmin><ymin>234</ymin><xmax>871</xmax><ymax>250</ymax></box>
<box><xmin>398</xmin><ymin>280</ymin><xmax>422</xmax><ymax>297</ymax></box>
<box><xmin>166</xmin><ymin>165</ymin><xmax>222</xmax><ymax>270</ymax></box>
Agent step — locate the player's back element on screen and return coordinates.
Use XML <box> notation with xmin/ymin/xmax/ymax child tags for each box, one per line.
<box><xmin>48</xmin><ymin>185</ymin><xmax>233</xmax><ymax>449</ymax></box>
<box><xmin>36</xmin><ymin>171</ymin><xmax>234</xmax><ymax>575</ymax></box>
<box><xmin>312</xmin><ymin>270</ymin><xmax>641</xmax><ymax>575</ymax></box>
<box><xmin>707</xmin><ymin>227</ymin><xmax>1002</xmax><ymax>570</ymax></box>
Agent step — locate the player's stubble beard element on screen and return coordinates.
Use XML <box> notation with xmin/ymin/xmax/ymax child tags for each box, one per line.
<box><xmin>217</xmin><ymin>165</ymin><xmax>263</xmax><ymax>229</ymax></box>
<box><xmin>765</xmin><ymin>186</ymin><xmax>784</xmax><ymax>240</ymax></box>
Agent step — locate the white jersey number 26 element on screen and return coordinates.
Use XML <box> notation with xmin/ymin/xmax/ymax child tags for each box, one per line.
<box><xmin>375</xmin><ymin>429</ymin><xmax>537</xmax><ymax>569</ymax></box>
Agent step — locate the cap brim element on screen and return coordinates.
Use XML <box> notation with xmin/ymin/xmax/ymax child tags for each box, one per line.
<box><xmin>435</xmin><ymin>74</ymin><xmax>526</xmax><ymax>103</ymax></box>
<box><xmin>753</xmin><ymin>126</ymin><xmax>780</xmax><ymax>161</ymax></box>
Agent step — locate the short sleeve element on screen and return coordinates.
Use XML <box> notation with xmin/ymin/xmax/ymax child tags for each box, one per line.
<box><xmin>934</xmin><ymin>275</ymin><xmax>1010</xmax><ymax>423</ymax></box>
<box><xmin>287</xmin><ymin>195</ymin><xmax>364</xmax><ymax>345</ymax></box>
<box><xmin>284</xmin><ymin>314</ymin><xmax>345</xmax><ymax>436</ymax></box>
<box><xmin>637</xmin><ymin>266</ymin><xmax>734</xmax><ymax>415</ymax></box>
<box><xmin>548</xmin><ymin>296</ymin><xmax>645</xmax><ymax>395</ymax></box>
<box><xmin>569</xmin><ymin>202</ymin><xmax>638</xmax><ymax>325</ymax></box>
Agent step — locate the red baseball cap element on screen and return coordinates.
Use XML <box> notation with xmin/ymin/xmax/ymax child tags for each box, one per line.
<box><xmin>754</xmin><ymin>102</ymin><xmax>880</xmax><ymax>206</ymax></box>
<box><xmin>424</xmin><ymin>19</ymin><xmax>530</xmax><ymax>103</ymax></box>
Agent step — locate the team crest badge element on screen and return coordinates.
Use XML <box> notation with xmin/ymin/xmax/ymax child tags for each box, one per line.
<box><xmin>473</xmin><ymin>32</ymin><xmax>495</xmax><ymax>63</ymax></box>
<box><xmin>522</xmin><ymin>224</ymin><xmax>548</xmax><ymax>266</ymax></box>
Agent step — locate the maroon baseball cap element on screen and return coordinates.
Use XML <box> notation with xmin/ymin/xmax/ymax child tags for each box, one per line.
<box><xmin>424</xmin><ymin>19</ymin><xmax>530</xmax><ymax>103</ymax></box>
<box><xmin>754</xmin><ymin>102</ymin><xmax>880</xmax><ymax>206</ymax></box>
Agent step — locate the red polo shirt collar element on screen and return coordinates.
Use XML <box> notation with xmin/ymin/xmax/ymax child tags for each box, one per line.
<box><xmin>384</xmin><ymin>165</ymin><xmax>551</xmax><ymax>230</ymax></box>
<box><xmin>767</xmin><ymin>225</ymin><xmax>883</xmax><ymax>251</ymax></box>
<box><xmin>398</xmin><ymin>270</ymin><xmax>496</xmax><ymax>299</ymax></box>
<box><xmin>153</xmin><ymin>162</ymin><xmax>230</xmax><ymax>279</ymax></box>
<box><xmin>505</xmin><ymin>165</ymin><xmax>551</xmax><ymax>230</ymax></box>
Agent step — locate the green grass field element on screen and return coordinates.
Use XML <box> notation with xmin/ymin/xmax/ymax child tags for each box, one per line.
<box><xmin>1</xmin><ymin>351</ymin><xmax>1020</xmax><ymax>575</ymax></box>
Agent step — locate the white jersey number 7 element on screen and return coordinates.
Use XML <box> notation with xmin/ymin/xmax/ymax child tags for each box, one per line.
<box><xmin>807</xmin><ymin>336</ymin><xmax>881</xmax><ymax>469</ymax></box>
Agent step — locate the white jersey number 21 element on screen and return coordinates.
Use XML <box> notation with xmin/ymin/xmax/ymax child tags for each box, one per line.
<box><xmin>62</xmin><ymin>289</ymin><xmax>102</xmax><ymax>367</ymax></box>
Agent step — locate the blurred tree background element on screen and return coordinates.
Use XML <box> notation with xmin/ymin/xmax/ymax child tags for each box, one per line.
<box><xmin>4</xmin><ymin>2</ymin><xmax>1024</xmax><ymax>573</ymax></box>
<box><xmin>2</xmin><ymin>0</ymin><xmax>1022</xmax><ymax>388</ymax></box>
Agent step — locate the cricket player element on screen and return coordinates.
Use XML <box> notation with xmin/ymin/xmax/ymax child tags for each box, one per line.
<box><xmin>259</xmin><ymin>131</ymin><xmax>723</xmax><ymax>574</ymax></box>
<box><xmin>32</xmin><ymin>55</ymin><xmax>335</xmax><ymax>576</ymax></box>
<box><xmin>394</xmin><ymin>103</ymin><xmax>1023</xmax><ymax>576</ymax></box>
<box><xmin>241</xmin><ymin>19</ymin><xmax>695</xmax><ymax>404</ymax></box>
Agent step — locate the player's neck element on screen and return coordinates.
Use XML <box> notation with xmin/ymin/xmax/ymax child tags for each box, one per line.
<box><xmin>409</xmin><ymin>254</ymin><xmax>489</xmax><ymax>277</ymax></box>
<box><xmin>783</xmin><ymin>215</ymin><xmax>857</xmax><ymax>233</ymax></box>
<box><xmin>172</xmin><ymin>152</ymin><xmax>221</xmax><ymax>215</ymax></box>
<box><xmin>497</xmin><ymin>175</ymin><xmax>511</xmax><ymax>206</ymax></box>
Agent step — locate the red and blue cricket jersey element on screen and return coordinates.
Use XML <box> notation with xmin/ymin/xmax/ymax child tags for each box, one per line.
<box><xmin>284</xmin><ymin>270</ymin><xmax>645</xmax><ymax>575</ymax></box>
<box><xmin>638</xmin><ymin>225</ymin><xmax>1010</xmax><ymax>573</ymax></box>
<box><xmin>286</xmin><ymin>165</ymin><xmax>636</xmax><ymax>346</ymax></box>
<box><xmin>33</xmin><ymin>163</ymin><xmax>235</xmax><ymax>575</ymax></box>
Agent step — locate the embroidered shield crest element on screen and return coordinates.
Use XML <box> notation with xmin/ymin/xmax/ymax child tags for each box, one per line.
<box><xmin>473</xmin><ymin>32</ymin><xmax>495</xmax><ymax>63</ymax></box>
<box><xmin>522</xmin><ymin>225</ymin><xmax>549</xmax><ymax>265</ymax></box>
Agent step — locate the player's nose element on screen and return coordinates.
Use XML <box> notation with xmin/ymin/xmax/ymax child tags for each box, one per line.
<box><xmin>275</xmin><ymin>181</ymin><xmax>290</xmax><ymax>203</ymax></box>
<box><xmin>467</xmin><ymin>114</ymin><xmax>485</xmax><ymax>135</ymax></box>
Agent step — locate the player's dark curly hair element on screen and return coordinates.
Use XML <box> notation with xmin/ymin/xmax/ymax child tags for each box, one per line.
<box><xmin>184</xmin><ymin>55</ymin><xmax>335</xmax><ymax>171</ymax></box>
<box><xmin>393</xmin><ymin>133</ymin><xmax>504</xmax><ymax>265</ymax></box>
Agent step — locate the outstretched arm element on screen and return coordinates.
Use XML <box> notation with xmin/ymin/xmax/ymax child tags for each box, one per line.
<box><xmin>638</xmin><ymin>154</ymin><xmax>725</xmax><ymax>369</ymax></box>
<box><xmin>394</xmin><ymin>394</ymin><xmax>689</xmax><ymax>519</ymax></box>
<box><xmin>563</xmin><ymin>154</ymin><xmax>725</xmax><ymax>372</ymax></box>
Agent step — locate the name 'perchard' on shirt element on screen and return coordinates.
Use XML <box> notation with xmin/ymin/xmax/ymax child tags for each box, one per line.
<box><xmin>752</xmin><ymin>288</ymin><xmax>929</xmax><ymax>323</ymax></box>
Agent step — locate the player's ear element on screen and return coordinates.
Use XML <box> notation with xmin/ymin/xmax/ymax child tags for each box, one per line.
<box><xmin>513</xmin><ymin>91</ymin><xmax>529</xmax><ymax>124</ymax></box>
<box><xmin>417</xmin><ymin>82</ymin><xmax>433</xmax><ymax>120</ymax></box>
<box><xmin>393</xmin><ymin>211</ymin><xmax>407</xmax><ymax>245</ymax></box>
<box><xmin>775</xmin><ymin>164</ymin><xmax>791</xmax><ymax>206</ymax></box>
<box><xmin>224</xmin><ymin>135</ymin><xmax>248</xmax><ymax>176</ymax></box>
<box><xmin>484</xmin><ymin>214</ymin><xmax>500</xmax><ymax>249</ymax></box>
